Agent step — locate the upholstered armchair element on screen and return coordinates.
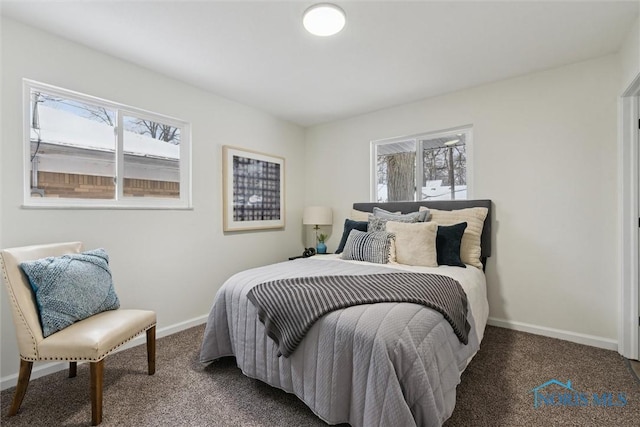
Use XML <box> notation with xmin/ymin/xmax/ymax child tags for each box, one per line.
<box><xmin>0</xmin><ymin>242</ymin><xmax>156</xmax><ymax>426</ymax></box>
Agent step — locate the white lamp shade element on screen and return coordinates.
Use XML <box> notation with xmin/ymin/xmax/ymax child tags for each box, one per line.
<box><xmin>303</xmin><ymin>206</ymin><xmax>333</xmax><ymax>225</ymax></box>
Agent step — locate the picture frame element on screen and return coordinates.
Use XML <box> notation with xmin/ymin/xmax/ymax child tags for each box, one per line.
<box><xmin>222</xmin><ymin>145</ymin><xmax>285</xmax><ymax>231</ymax></box>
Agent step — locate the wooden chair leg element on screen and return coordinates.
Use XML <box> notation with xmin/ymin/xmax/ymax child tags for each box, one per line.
<box><xmin>8</xmin><ymin>359</ymin><xmax>33</xmax><ymax>416</ymax></box>
<box><xmin>146</xmin><ymin>326</ymin><xmax>156</xmax><ymax>375</ymax></box>
<box><xmin>90</xmin><ymin>360</ymin><xmax>104</xmax><ymax>426</ymax></box>
<box><xmin>69</xmin><ymin>362</ymin><xmax>77</xmax><ymax>378</ymax></box>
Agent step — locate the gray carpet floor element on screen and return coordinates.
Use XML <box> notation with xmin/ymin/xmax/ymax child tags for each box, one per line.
<box><xmin>1</xmin><ymin>325</ymin><xmax>639</xmax><ymax>426</ymax></box>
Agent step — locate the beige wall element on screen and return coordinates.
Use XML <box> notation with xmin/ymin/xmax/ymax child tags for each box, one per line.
<box><xmin>305</xmin><ymin>54</ymin><xmax>621</xmax><ymax>343</ymax></box>
<box><xmin>0</xmin><ymin>18</ymin><xmax>306</xmax><ymax>384</ymax></box>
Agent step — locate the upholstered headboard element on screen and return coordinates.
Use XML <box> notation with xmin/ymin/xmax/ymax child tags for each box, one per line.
<box><xmin>352</xmin><ymin>199</ymin><xmax>492</xmax><ymax>261</ymax></box>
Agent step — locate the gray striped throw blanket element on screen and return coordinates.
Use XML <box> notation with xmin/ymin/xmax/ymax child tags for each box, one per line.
<box><xmin>247</xmin><ymin>272</ymin><xmax>469</xmax><ymax>357</ymax></box>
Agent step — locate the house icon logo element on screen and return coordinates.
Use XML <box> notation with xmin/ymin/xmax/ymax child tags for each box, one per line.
<box><xmin>530</xmin><ymin>379</ymin><xmax>576</xmax><ymax>408</ymax></box>
<box><xmin>530</xmin><ymin>379</ymin><xmax>627</xmax><ymax>408</ymax></box>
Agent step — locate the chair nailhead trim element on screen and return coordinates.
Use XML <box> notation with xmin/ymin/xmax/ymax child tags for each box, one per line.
<box><xmin>20</xmin><ymin>323</ymin><xmax>156</xmax><ymax>362</ymax></box>
<box><xmin>1</xmin><ymin>257</ymin><xmax>39</xmax><ymax>359</ymax></box>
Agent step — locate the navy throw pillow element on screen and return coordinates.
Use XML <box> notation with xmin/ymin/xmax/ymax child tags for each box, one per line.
<box><xmin>436</xmin><ymin>222</ymin><xmax>467</xmax><ymax>267</ymax></box>
<box><xmin>335</xmin><ymin>219</ymin><xmax>368</xmax><ymax>254</ymax></box>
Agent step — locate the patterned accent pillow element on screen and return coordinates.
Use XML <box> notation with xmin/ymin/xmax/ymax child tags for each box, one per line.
<box><xmin>368</xmin><ymin>214</ymin><xmax>419</xmax><ymax>232</ymax></box>
<box><xmin>20</xmin><ymin>248</ymin><xmax>120</xmax><ymax>337</ymax></box>
<box><xmin>341</xmin><ymin>230</ymin><xmax>395</xmax><ymax>264</ymax></box>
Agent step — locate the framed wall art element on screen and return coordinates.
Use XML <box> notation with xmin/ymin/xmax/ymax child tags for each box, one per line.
<box><xmin>222</xmin><ymin>145</ymin><xmax>285</xmax><ymax>231</ymax></box>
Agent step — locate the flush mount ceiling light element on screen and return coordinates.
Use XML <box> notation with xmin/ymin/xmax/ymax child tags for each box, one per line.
<box><xmin>303</xmin><ymin>3</ymin><xmax>346</xmax><ymax>36</ymax></box>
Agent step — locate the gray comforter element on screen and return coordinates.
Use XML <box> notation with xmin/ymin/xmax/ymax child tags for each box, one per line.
<box><xmin>200</xmin><ymin>258</ymin><xmax>482</xmax><ymax>427</ymax></box>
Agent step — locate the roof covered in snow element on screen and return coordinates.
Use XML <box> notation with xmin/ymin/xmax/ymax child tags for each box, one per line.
<box><xmin>31</xmin><ymin>105</ymin><xmax>179</xmax><ymax>161</ymax></box>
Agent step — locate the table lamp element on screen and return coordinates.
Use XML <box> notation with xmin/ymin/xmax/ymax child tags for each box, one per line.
<box><xmin>303</xmin><ymin>206</ymin><xmax>333</xmax><ymax>253</ymax></box>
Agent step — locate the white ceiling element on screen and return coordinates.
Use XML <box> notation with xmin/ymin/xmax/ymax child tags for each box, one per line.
<box><xmin>1</xmin><ymin>1</ymin><xmax>638</xmax><ymax>127</ymax></box>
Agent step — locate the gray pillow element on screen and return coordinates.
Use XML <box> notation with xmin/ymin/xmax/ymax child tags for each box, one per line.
<box><xmin>368</xmin><ymin>214</ymin><xmax>419</xmax><ymax>232</ymax></box>
<box><xmin>341</xmin><ymin>230</ymin><xmax>395</xmax><ymax>264</ymax></box>
<box><xmin>373</xmin><ymin>206</ymin><xmax>429</xmax><ymax>222</ymax></box>
<box><xmin>20</xmin><ymin>248</ymin><xmax>120</xmax><ymax>337</ymax></box>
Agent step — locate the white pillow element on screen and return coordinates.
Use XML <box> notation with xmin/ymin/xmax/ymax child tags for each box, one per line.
<box><xmin>385</xmin><ymin>221</ymin><xmax>438</xmax><ymax>267</ymax></box>
<box><xmin>420</xmin><ymin>206</ymin><xmax>488</xmax><ymax>269</ymax></box>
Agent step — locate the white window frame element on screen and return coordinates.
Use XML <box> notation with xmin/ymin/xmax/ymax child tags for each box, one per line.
<box><xmin>23</xmin><ymin>79</ymin><xmax>192</xmax><ymax>209</ymax></box>
<box><xmin>370</xmin><ymin>125</ymin><xmax>473</xmax><ymax>202</ymax></box>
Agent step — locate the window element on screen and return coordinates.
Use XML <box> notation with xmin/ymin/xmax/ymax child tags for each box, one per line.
<box><xmin>24</xmin><ymin>80</ymin><xmax>191</xmax><ymax>208</ymax></box>
<box><xmin>372</xmin><ymin>127</ymin><xmax>471</xmax><ymax>202</ymax></box>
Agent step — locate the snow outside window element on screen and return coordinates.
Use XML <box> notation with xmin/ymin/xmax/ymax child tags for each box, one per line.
<box><xmin>24</xmin><ymin>80</ymin><xmax>191</xmax><ymax>209</ymax></box>
<box><xmin>371</xmin><ymin>127</ymin><xmax>471</xmax><ymax>202</ymax></box>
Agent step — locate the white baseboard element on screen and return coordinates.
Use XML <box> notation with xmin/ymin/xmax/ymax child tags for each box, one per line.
<box><xmin>487</xmin><ymin>317</ymin><xmax>618</xmax><ymax>351</ymax></box>
<box><xmin>0</xmin><ymin>314</ymin><xmax>208</xmax><ymax>391</ymax></box>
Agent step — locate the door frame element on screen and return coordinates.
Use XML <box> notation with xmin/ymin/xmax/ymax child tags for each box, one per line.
<box><xmin>619</xmin><ymin>72</ymin><xmax>640</xmax><ymax>360</ymax></box>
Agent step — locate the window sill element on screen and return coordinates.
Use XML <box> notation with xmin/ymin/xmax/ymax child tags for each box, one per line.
<box><xmin>22</xmin><ymin>202</ymin><xmax>193</xmax><ymax>211</ymax></box>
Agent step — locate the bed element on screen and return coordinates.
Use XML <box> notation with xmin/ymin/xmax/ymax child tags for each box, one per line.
<box><xmin>200</xmin><ymin>200</ymin><xmax>492</xmax><ymax>427</ymax></box>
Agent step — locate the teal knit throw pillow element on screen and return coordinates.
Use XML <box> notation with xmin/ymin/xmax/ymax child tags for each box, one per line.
<box><xmin>20</xmin><ymin>248</ymin><xmax>120</xmax><ymax>337</ymax></box>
